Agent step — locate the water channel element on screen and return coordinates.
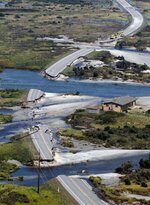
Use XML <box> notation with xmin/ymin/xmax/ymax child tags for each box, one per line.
<box><xmin>1</xmin><ymin>69</ymin><xmax>150</xmax><ymax>98</ymax></box>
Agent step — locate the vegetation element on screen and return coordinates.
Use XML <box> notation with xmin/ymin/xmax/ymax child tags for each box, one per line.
<box><xmin>63</xmin><ymin>51</ymin><xmax>150</xmax><ymax>83</ymax></box>
<box><xmin>0</xmin><ymin>161</ymin><xmax>17</xmax><ymax>180</ymax></box>
<box><xmin>0</xmin><ymin>133</ymin><xmax>37</xmax><ymax>180</ymax></box>
<box><xmin>0</xmin><ymin>179</ymin><xmax>78</xmax><ymax>205</ymax></box>
<box><xmin>115</xmin><ymin>0</ymin><xmax>150</xmax><ymax>48</ymax></box>
<box><xmin>0</xmin><ymin>0</ymin><xmax>128</xmax><ymax>70</ymax></box>
<box><xmin>0</xmin><ymin>89</ymin><xmax>27</xmax><ymax>107</ymax></box>
<box><xmin>90</xmin><ymin>157</ymin><xmax>150</xmax><ymax>205</ymax></box>
<box><xmin>0</xmin><ymin>66</ymin><xmax>3</xmax><ymax>72</ymax></box>
<box><xmin>59</xmin><ymin>110</ymin><xmax>150</xmax><ymax>148</ymax></box>
<box><xmin>0</xmin><ymin>114</ymin><xmax>13</xmax><ymax>124</ymax></box>
<box><xmin>62</xmin><ymin>139</ymin><xmax>74</xmax><ymax>148</ymax></box>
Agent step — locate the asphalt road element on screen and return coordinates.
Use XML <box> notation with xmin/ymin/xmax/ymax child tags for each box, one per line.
<box><xmin>31</xmin><ymin>125</ymin><xmax>54</xmax><ymax>161</ymax></box>
<box><xmin>45</xmin><ymin>48</ymin><xmax>94</xmax><ymax>78</ymax></box>
<box><xmin>44</xmin><ymin>0</ymin><xmax>144</xmax><ymax>78</ymax></box>
<box><xmin>116</xmin><ymin>0</ymin><xmax>144</xmax><ymax>36</ymax></box>
<box><xmin>57</xmin><ymin>175</ymin><xmax>109</xmax><ymax>205</ymax></box>
<box><xmin>27</xmin><ymin>89</ymin><xmax>44</xmax><ymax>102</ymax></box>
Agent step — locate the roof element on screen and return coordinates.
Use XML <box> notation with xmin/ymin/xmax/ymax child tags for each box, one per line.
<box><xmin>103</xmin><ymin>96</ymin><xmax>137</xmax><ymax>106</ymax></box>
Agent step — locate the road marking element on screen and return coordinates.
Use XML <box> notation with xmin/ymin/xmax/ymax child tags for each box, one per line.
<box><xmin>39</xmin><ymin>129</ymin><xmax>53</xmax><ymax>159</ymax></box>
<box><xmin>32</xmin><ymin>133</ymin><xmax>46</xmax><ymax>159</ymax></box>
<box><xmin>70</xmin><ymin>177</ymin><xmax>96</xmax><ymax>205</ymax></box>
<box><xmin>57</xmin><ymin>176</ymin><xmax>85</xmax><ymax>205</ymax></box>
<box><xmin>81</xmin><ymin>179</ymin><xmax>92</xmax><ymax>190</ymax></box>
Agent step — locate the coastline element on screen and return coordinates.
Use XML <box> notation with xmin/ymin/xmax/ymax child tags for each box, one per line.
<box><xmin>56</xmin><ymin>74</ymin><xmax>150</xmax><ymax>87</ymax></box>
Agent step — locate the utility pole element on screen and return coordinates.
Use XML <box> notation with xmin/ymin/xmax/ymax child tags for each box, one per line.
<box><xmin>37</xmin><ymin>151</ymin><xmax>41</xmax><ymax>194</ymax></box>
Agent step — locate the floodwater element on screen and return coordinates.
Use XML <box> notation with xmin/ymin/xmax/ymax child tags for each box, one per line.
<box><xmin>1</xmin><ymin>69</ymin><xmax>150</xmax><ymax>98</ymax></box>
<box><xmin>0</xmin><ymin>63</ymin><xmax>150</xmax><ymax>186</ymax></box>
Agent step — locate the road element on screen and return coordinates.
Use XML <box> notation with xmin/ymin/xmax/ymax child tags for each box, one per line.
<box><xmin>57</xmin><ymin>175</ymin><xmax>109</xmax><ymax>205</ymax></box>
<box><xmin>27</xmin><ymin>89</ymin><xmax>44</xmax><ymax>102</ymax></box>
<box><xmin>44</xmin><ymin>0</ymin><xmax>144</xmax><ymax>78</ymax></box>
<box><xmin>31</xmin><ymin>125</ymin><xmax>54</xmax><ymax>161</ymax></box>
<box><xmin>27</xmin><ymin>92</ymin><xmax>100</xmax><ymax>161</ymax></box>
<box><xmin>116</xmin><ymin>0</ymin><xmax>144</xmax><ymax>37</ymax></box>
<box><xmin>45</xmin><ymin>48</ymin><xmax>93</xmax><ymax>78</ymax></box>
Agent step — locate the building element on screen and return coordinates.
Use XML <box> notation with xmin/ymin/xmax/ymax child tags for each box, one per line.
<box><xmin>102</xmin><ymin>96</ymin><xmax>137</xmax><ymax>112</ymax></box>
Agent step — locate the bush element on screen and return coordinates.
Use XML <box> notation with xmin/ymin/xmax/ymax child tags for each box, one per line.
<box><xmin>115</xmin><ymin>161</ymin><xmax>132</xmax><ymax>174</ymax></box>
<box><xmin>89</xmin><ymin>176</ymin><xmax>102</xmax><ymax>187</ymax></box>
<box><xmin>1</xmin><ymin>191</ymin><xmax>30</xmax><ymax>205</ymax></box>
<box><xmin>139</xmin><ymin>158</ymin><xmax>150</xmax><ymax>169</ymax></box>
<box><xmin>141</xmin><ymin>181</ymin><xmax>148</xmax><ymax>187</ymax></box>
<box><xmin>97</xmin><ymin>111</ymin><xmax>125</xmax><ymax>124</ymax></box>
<box><xmin>145</xmin><ymin>124</ymin><xmax>150</xmax><ymax>128</ymax></box>
<box><xmin>146</xmin><ymin>110</ymin><xmax>150</xmax><ymax>115</ymax></box>
<box><xmin>124</xmin><ymin>178</ymin><xmax>131</xmax><ymax>185</ymax></box>
<box><xmin>104</xmin><ymin>126</ymin><xmax>110</xmax><ymax>131</ymax></box>
<box><xmin>0</xmin><ymin>114</ymin><xmax>13</xmax><ymax>124</ymax></box>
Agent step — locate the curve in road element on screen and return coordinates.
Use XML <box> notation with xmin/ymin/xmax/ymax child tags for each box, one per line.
<box><xmin>116</xmin><ymin>0</ymin><xmax>144</xmax><ymax>37</ymax></box>
<box><xmin>44</xmin><ymin>0</ymin><xmax>144</xmax><ymax>78</ymax></box>
<box><xmin>44</xmin><ymin>48</ymin><xmax>94</xmax><ymax>78</ymax></box>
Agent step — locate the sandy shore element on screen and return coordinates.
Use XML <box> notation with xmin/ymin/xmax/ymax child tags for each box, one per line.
<box><xmin>56</xmin><ymin>74</ymin><xmax>150</xmax><ymax>86</ymax></box>
<box><xmin>53</xmin><ymin>149</ymin><xmax>150</xmax><ymax>166</ymax></box>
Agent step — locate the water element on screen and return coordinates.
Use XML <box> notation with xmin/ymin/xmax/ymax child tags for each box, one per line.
<box><xmin>11</xmin><ymin>153</ymin><xmax>149</xmax><ymax>186</ymax></box>
<box><xmin>0</xmin><ymin>68</ymin><xmax>150</xmax><ymax>186</ymax></box>
<box><xmin>0</xmin><ymin>2</ymin><xmax>7</xmax><ymax>7</ymax></box>
<box><xmin>0</xmin><ymin>108</ymin><xmax>14</xmax><ymax>115</ymax></box>
<box><xmin>0</xmin><ymin>69</ymin><xmax>150</xmax><ymax>98</ymax></box>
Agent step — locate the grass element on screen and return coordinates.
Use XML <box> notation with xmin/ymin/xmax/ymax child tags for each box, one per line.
<box><xmin>62</xmin><ymin>66</ymin><xmax>74</xmax><ymax>76</ymax></box>
<box><xmin>61</xmin><ymin>111</ymin><xmax>150</xmax><ymax>149</ymax></box>
<box><xmin>0</xmin><ymin>133</ymin><xmax>36</xmax><ymax>164</ymax></box>
<box><xmin>117</xmin><ymin>0</ymin><xmax>150</xmax><ymax>48</ymax></box>
<box><xmin>119</xmin><ymin>182</ymin><xmax>150</xmax><ymax>196</ymax></box>
<box><xmin>0</xmin><ymin>114</ymin><xmax>13</xmax><ymax>124</ymax></box>
<box><xmin>59</xmin><ymin>128</ymin><xmax>84</xmax><ymax>140</ymax></box>
<box><xmin>0</xmin><ymin>178</ymin><xmax>78</xmax><ymax>205</ymax></box>
<box><xmin>62</xmin><ymin>139</ymin><xmax>74</xmax><ymax>148</ymax></box>
<box><xmin>0</xmin><ymin>89</ymin><xmax>27</xmax><ymax>107</ymax></box>
<box><xmin>63</xmin><ymin>50</ymin><xmax>150</xmax><ymax>83</ymax></box>
<box><xmin>90</xmin><ymin>176</ymin><xmax>150</xmax><ymax>205</ymax></box>
<box><xmin>0</xmin><ymin>0</ymin><xmax>129</xmax><ymax>71</ymax></box>
<box><xmin>0</xmin><ymin>133</ymin><xmax>37</xmax><ymax>180</ymax></box>
<box><xmin>0</xmin><ymin>161</ymin><xmax>17</xmax><ymax>180</ymax></box>
<box><xmin>92</xmin><ymin>112</ymin><xmax>150</xmax><ymax>129</ymax></box>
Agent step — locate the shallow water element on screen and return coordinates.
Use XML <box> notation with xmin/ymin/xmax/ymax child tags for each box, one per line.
<box><xmin>11</xmin><ymin>153</ymin><xmax>149</xmax><ymax>186</ymax></box>
<box><xmin>0</xmin><ymin>108</ymin><xmax>14</xmax><ymax>114</ymax></box>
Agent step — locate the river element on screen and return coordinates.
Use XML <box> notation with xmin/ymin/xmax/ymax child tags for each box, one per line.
<box><xmin>1</xmin><ymin>69</ymin><xmax>150</xmax><ymax>98</ymax></box>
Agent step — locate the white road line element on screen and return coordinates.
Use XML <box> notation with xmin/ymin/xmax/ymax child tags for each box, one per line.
<box><xmin>39</xmin><ymin>130</ymin><xmax>53</xmax><ymax>158</ymax></box>
<box><xmin>32</xmin><ymin>134</ymin><xmax>46</xmax><ymax>159</ymax></box>
<box><xmin>70</xmin><ymin>177</ymin><xmax>96</xmax><ymax>205</ymax></box>
<box><xmin>81</xmin><ymin>179</ymin><xmax>92</xmax><ymax>190</ymax></box>
<box><xmin>57</xmin><ymin>176</ymin><xmax>85</xmax><ymax>205</ymax></box>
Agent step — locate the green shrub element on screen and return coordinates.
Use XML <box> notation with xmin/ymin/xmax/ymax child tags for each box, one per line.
<box><xmin>141</xmin><ymin>181</ymin><xmax>148</xmax><ymax>187</ymax></box>
<box><xmin>0</xmin><ymin>114</ymin><xmax>13</xmax><ymax>124</ymax></box>
<box><xmin>124</xmin><ymin>178</ymin><xmax>131</xmax><ymax>185</ymax></box>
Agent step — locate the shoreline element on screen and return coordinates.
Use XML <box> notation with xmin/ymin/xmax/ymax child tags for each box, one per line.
<box><xmin>56</xmin><ymin>74</ymin><xmax>150</xmax><ymax>87</ymax></box>
<box><xmin>37</xmin><ymin>149</ymin><xmax>150</xmax><ymax>167</ymax></box>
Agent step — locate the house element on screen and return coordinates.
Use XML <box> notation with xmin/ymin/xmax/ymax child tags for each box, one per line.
<box><xmin>102</xmin><ymin>96</ymin><xmax>137</xmax><ymax>112</ymax></box>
